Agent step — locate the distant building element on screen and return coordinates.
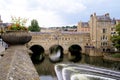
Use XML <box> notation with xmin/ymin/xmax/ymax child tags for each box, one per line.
<box><xmin>0</xmin><ymin>15</ymin><xmax>11</xmax><ymax>32</ymax></box>
<box><xmin>77</xmin><ymin>22</ymin><xmax>90</xmax><ymax>32</ymax></box>
<box><xmin>77</xmin><ymin>13</ymin><xmax>120</xmax><ymax>52</ymax></box>
<box><xmin>116</xmin><ymin>19</ymin><xmax>120</xmax><ymax>25</ymax></box>
<box><xmin>89</xmin><ymin>13</ymin><xmax>112</xmax><ymax>52</ymax></box>
<box><xmin>0</xmin><ymin>15</ymin><xmax>3</xmax><ymax>23</ymax></box>
<box><xmin>40</xmin><ymin>27</ymin><xmax>60</xmax><ymax>32</ymax></box>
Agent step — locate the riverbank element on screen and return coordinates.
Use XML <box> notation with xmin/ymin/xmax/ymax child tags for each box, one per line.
<box><xmin>103</xmin><ymin>53</ymin><xmax>120</xmax><ymax>62</ymax></box>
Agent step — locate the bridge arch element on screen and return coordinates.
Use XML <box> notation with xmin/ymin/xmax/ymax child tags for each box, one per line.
<box><xmin>30</xmin><ymin>45</ymin><xmax>45</xmax><ymax>64</ymax></box>
<box><xmin>68</xmin><ymin>44</ymin><xmax>82</xmax><ymax>52</ymax></box>
<box><xmin>68</xmin><ymin>44</ymin><xmax>82</xmax><ymax>62</ymax></box>
<box><xmin>49</xmin><ymin>44</ymin><xmax>64</xmax><ymax>63</ymax></box>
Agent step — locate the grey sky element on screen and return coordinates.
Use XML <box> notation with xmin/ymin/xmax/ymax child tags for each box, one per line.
<box><xmin>0</xmin><ymin>0</ymin><xmax>120</xmax><ymax>27</ymax></box>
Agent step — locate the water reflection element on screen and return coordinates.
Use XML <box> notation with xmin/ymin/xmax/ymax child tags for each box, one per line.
<box><xmin>81</xmin><ymin>55</ymin><xmax>120</xmax><ymax>71</ymax></box>
<box><xmin>40</xmin><ymin>75</ymin><xmax>56</xmax><ymax>80</ymax></box>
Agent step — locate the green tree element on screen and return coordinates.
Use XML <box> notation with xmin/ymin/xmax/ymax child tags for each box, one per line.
<box><xmin>28</xmin><ymin>19</ymin><xmax>40</xmax><ymax>32</ymax></box>
<box><xmin>72</xmin><ymin>25</ymin><xmax>77</xmax><ymax>28</ymax></box>
<box><xmin>111</xmin><ymin>24</ymin><xmax>120</xmax><ymax>51</ymax></box>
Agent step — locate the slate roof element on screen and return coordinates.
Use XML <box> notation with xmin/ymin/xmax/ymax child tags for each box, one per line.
<box><xmin>96</xmin><ymin>15</ymin><xmax>111</xmax><ymax>21</ymax></box>
<box><xmin>0</xmin><ymin>23</ymin><xmax>11</xmax><ymax>28</ymax></box>
<box><xmin>81</xmin><ymin>22</ymin><xmax>89</xmax><ymax>28</ymax></box>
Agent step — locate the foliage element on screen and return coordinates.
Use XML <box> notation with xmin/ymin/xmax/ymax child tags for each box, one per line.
<box><xmin>116</xmin><ymin>24</ymin><xmax>120</xmax><ymax>35</ymax></box>
<box><xmin>62</xmin><ymin>25</ymin><xmax>77</xmax><ymax>29</ymax></box>
<box><xmin>28</xmin><ymin>19</ymin><xmax>40</xmax><ymax>32</ymax></box>
<box><xmin>7</xmin><ymin>16</ymin><xmax>28</xmax><ymax>31</ymax></box>
<box><xmin>111</xmin><ymin>53</ymin><xmax>120</xmax><ymax>58</ymax></box>
<box><xmin>0</xmin><ymin>29</ymin><xmax>5</xmax><ymax>33</ymax></box>
<box><xmin>111</xmin><ymin>24</ymin><xmax>120</xmax><ymax>50</ymax></box>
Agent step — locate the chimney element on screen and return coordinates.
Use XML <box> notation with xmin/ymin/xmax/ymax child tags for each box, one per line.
<box><xmin>90</xmin><ymin>14</ymin><xmax>93</xmax><ymax>17</ymax></box>
<box><xmin>0</xmin><ymin>15</ymin><xmax>1</xmax><ymax>21</ymax></box>
<box><xmin>105</xmin><ymin>13</ymin><xmax>109</xmax><ymax>17</ymax></box>
<box><xmin>94</xmin><ymin>13</ymin><xmax>96</xmax><ymax>16</ymax></box>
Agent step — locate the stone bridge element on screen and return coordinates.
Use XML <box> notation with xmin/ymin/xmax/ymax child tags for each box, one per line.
<box><xmin>28</xmin><ymin>31</ymin><xmax>90</xmax><ymax>54</ymax></box>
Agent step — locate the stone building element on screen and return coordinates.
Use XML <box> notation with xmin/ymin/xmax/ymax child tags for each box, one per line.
<box><xmin>116</xmin><ymin>19</ymin><xmax>120</xmax><ymax>25</ymax></box>
<box><xmin>78</xmin><ymin>13</ymin><xmax>119</xmax><ymax>53</ymax></box>
<box><xmin>0</xmin><ymin>16</ymin><xmax>3</xmax><ymax>23</ymax></box>
<box><xmin>0</xmin><ymin>16</ymin><xmax>11</xmax><ymax>32</ymax></box>
<box><xmin>89</xmin><ymin>13</ymin><xmax>112</xmax><ymax>52</ymax></box>
<box><xmin>77</xmin><ymin>21</ymin><xmax>90</xmax><ymax>32</ymax></box>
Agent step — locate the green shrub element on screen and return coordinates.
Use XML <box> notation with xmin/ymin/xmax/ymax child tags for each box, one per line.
<box><xmin>111</xmin><ymin>53</ymin><xmax>120</xmax><ymax>58</ymax></box>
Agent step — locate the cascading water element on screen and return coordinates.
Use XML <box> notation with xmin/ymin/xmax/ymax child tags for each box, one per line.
<box><xmin>71</xmin><ymin>74</ymin><xmax>116</xmax><ymax>80</ymax></box>
<box><xmin>55</xmin><ymin>63</ymin><xmax>120</xmax><ymax>80</ymax></box>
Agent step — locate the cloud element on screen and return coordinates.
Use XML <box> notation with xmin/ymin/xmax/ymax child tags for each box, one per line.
<box><xmin>27</xmin><ymin>0</ymin><xmax>86</xmax><ymax>13</ymax></box>
<box><xmin>0</xmin><ymin>0</ymin><xmax>120</xmax><ymax>27</ymax></box>
<box><xmin>0</xmin><ymin>0</ymin><xmax>87</xmax><ymax>27</ymax></box>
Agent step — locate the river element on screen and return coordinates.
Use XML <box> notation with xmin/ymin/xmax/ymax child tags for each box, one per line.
<box><xmin>34</xmin><ymin>54</ymin><xmax>120</xmax><ymax>80</ymax></box>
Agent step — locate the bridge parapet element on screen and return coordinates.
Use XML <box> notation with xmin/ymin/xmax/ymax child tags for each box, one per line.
<box><xmin>28</xmin><ymin>32</ymin><xmax>90</xmax><ymax>54</ymax></box>
<box><xmin>0</xmin><ymin>45</ymin><xmax>39</xmax><ymax>80</ymax></box>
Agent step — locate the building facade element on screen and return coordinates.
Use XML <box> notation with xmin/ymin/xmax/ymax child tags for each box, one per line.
<box><xmin>78</xmin><ymin>13</ymin><xmax>119</xmax><ymax>52</ymax></box>
<box><xmin>77</xmin><ymin>22</ymin><xmax>90</xmax><ymax>32</ymax></box>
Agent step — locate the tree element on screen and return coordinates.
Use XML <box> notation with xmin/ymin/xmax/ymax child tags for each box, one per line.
<box><xmin>72</xmin><ymin>25</ymin><xmax>77</xmax><ymax>28</ymax></box>
<box><xmin>28</xmin><ymin>19</ymin><xmax>40</xmax><ymax>32</ymax></box>
<box><xmin>111</xmin><ymin>24</ymin><xmax>120</xmax><ymax>51</ymax></box>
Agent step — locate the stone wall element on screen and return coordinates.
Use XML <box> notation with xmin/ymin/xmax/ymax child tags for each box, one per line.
<box><xmin>0</xmin><ymin>45</ymin><xmax>39</xmax><ymax>80</ymax></box>
<box><xmin>104</xmin><ymin>54</ymin><xmax>120</xmax><ymax>61</ymax></box>
<box><xmin>85</xmin><ymin>47</ymin><xmax>103</xmax><ymax>56</ymax></box>
<box><xmin>29</xmin><ymin>32</ymin><xmax>90</xmax><ymax>54</ymax></box>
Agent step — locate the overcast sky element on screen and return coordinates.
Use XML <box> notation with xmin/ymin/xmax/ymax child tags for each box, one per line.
<box><xmin>0</xmin><ymin>0</ymin><xmax>120</xmax><ymax>27</ymax></box>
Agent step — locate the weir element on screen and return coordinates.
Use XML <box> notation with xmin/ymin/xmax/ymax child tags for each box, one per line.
<box><xmin>55</xmin><ymin>63</ymin><xmax>120</xmax><ymax>80</ymax></box>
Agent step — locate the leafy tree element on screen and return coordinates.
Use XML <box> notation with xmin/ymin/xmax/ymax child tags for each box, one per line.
<box><xmin>28</xmin><ymin>19</ymin><xmax>40</xmax><ymax>32</ymax></box>
<box><xmin>111</xmin><ymin>24</ymin><xmax>120</xmax><ymax>51</ymax></box>
<box><xmin>72</xmin><ymin>25</ymin><xmax>77</xmax><ymax>28</ymax></box>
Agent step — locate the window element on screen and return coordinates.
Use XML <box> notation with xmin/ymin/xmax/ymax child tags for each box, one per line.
<box><xmin>101</xmin><ymin>35</ymin><xmax>107</xmax><ymax>40</ymax></box>
<box><xmin>103</xmin><ymin>35</ymin><xmax>105</xmax><ymax>39</ymax></box>
<box><xmin>105</xmin><ymin>36</ymin><xmax>107</xmax><ymax>40</ymax></box>
<box><xmin>65</xmin><ymin>38</ymin><xmax>67</xmax><ymax>40</ymax></box>
<box><xmin>101</xmin><ymin>42</ymin><xmax>107</xmax><ymax>46</ymax></box>
<box><xmin>111</xmin><ymin>28</ymin><xmax>114</xmax><ymax>31</ymax></box>
<box><xmin>102</xmin><ymin>28</ymin><xmax>106</xmax><ymax>33</ymax></box>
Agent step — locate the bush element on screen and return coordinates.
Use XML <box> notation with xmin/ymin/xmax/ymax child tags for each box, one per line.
<box><xmin>111</xmin><ymin>53</ymin><xmax>120</xmax><ymax>58</ymax></box>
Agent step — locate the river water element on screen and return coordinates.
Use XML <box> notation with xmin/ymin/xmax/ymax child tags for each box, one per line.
<box><xmin>34</xmin><ymin>54</ymin><xmax>120</xmax><ymax>80</ymax></box>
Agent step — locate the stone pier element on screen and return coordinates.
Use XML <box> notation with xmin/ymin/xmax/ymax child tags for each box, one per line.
<box><xmin>0</xmin><ymin>45</ymin><xmax>40</xmax><ymax>80</ymax></box>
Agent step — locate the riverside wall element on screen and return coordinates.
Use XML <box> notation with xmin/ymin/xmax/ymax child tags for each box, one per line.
<box><xmin>0</xmin><ymin>45</ymin><xmax>40</xmax><ymax>80</ymax></box>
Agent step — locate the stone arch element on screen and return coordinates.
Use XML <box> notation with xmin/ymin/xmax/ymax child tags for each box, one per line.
<box><xmin>49</xmin><ymin>44</ymin><xmax>64</xmax><ymax>63</ymax></box>
<box><xmin>102</xmin><ymin>48</ymin><xmax>105</xmax><ymax>52</ymax></box>
<box><xmin>68</xmin><ymin>44</ymin><xmax>82</xmax><ymax>62</ymax></box>
<box><xmin>106</xmin><ymin>48</ymin><xmax>110</xmax><ymax>52</ymax></box>
<box><xmin>30</xmin><ymin>45</ymin><xmax>45</xmax><ymax>64</ymax></box>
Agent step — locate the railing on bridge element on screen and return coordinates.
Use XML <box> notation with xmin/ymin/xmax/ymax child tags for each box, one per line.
<box><xmin>0</xmin><ymin>45</ymin><xmax>40</xmax><ymax>80</ymax></box>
